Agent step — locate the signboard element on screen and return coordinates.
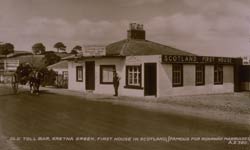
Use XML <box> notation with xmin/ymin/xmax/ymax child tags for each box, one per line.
<box><xmin>242</xmin><ymin>56</ymin><xmax>250</xmax><ymax>65</ymax></box>
<box><xmin>162</xmin><ymin>55</ymin><xmax>235</xmax><ymax>65</ymax></box>
<box><xmin>83</xmin><ymin>45</ymin><xmax>106</xmax><ymax>56</ymax></box>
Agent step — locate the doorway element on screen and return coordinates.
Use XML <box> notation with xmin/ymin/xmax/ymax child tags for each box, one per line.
<box><xmin>144</xmin><ymin>63</ymin><xmax>157</xmax><ymax>96</ymax></box>
<box><xmin>85</xmin><ymin>61</ymin><xmax>95</xmax><ymax>90</ymax></box>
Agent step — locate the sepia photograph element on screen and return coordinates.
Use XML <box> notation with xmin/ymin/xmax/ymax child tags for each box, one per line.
<box><xmin>0</xmin><ymin>0</ymin><xmax>250</xmax><ymax>149</ymax></box>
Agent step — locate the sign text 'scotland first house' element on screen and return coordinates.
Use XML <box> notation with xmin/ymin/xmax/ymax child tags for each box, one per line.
<box><xmin>162</xmin><ymin>55</ymin><xmax>234</xmax><ymax>65</ymax></box>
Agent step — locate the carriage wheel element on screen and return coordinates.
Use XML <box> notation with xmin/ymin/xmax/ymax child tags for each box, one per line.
<box><xmin>11</xmin><ymin>75</ymin><xmax>18</xmax><ymax>94</ymax></box>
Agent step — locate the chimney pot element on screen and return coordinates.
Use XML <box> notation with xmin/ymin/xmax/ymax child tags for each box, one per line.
<box><xmin>130</xmin><ymin>23</ymin><xmax>137</xmax><ymax>30</ymax></box>
<box><xmin>127</xmin><ymin>23</ymin><xmax>146</xmax><ymax>40</ymax></box>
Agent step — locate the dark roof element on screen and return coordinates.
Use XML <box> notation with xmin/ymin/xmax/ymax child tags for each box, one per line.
<box><xmin>6</xmin><ymin>55</ymin><xmax>45</xmax><ymax>68</ymax></box>
<box><xmin>61</xmin><ymin>55</ymin><xmax>76</xmax><ymax>60</ymax></box>
<box><xmin>1</xmin><ymin>51</ymin><xmax>72</xmax><ymax>68</ymax></box>
<box><xmin>47</xmin><ymin>61</ymin><xmax>68</xmax><ymax>69</ymax></box>
<box><xmin>106</xmin><ymin>39</ymin><xmax>195</xmax><ymax>56</ymax></box>
<box><xmin>7</xmin><ymin>51</ymin><xmax>33</xmax><ymax>58</ymax></box>
<box><xmin>0</xmin><ymin>51</ymin><xmax>32</xmax><ymax>59</ymax></box>
<box><xmin>62</xmin><ymin>54</ymin><xmax>124</xmax><ymax>61</ymax></box>
<box><xmin>44</xmin><ymin>51</ymin><xmax>73</xmax><ymax>59</ymax></box>
<box><xmin>54</xmin><ymin>52</ymin><xmax>72</xmax><ymax>58</ymax></box>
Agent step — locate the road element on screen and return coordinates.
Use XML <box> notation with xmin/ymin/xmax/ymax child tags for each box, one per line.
<box><xmin>0</xmin><ymin>86</ymin><xmax>249</xmax><ymax>150</ymax></box>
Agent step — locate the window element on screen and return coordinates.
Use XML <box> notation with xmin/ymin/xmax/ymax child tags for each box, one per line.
<box><xmin>172</xmin><ymin>64</ymin><xmax>183</xmax><ymax>87</ymax></box>
<box><xmin>62</xmin><ymin>71</ymin><xmax>68</xmax><ymax>80</ymax></box>
<box><xmin>76</xmin><ymin>66</ymin><xmax>83</xmax><ymax>82</ymax></box>
<box><xmin>196</xmin><ymin>64</ymin><xmax>205</xmax><ymax>86</ymax></box>
<box><xmin>125</xmin><ymin>65</ymin><xmax>142</xmax><ymax>89</ymax></box>
<box><xmin>214</xmin><ymin>65</ymin><xmax>223</xmax><ymax>84</ymax></box>
<box><xmin>100</xmin><ymin>65</ymin><xmax>115</xmax><ymax>84</ymax></box>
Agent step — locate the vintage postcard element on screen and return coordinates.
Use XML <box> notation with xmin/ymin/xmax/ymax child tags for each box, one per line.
<box><xmin>0</xmin><ymin>0</ymin><xmax>249</xmax><ymax>149</ymax></box>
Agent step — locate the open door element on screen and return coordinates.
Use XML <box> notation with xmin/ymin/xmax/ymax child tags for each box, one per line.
<box><xmin>144</xmin><ymin>63</ymin><xmax>157</xmax><ymax>96</ymax></box>
<box><xmin>85</xmin><ymin>61</ymin><xmax>95</xmax><ymax>90</ymax></box>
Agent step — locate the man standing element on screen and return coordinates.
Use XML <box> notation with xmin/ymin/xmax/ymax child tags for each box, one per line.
<box><xmin>113</xmin><ymin>70</ymin><xmax>120</xmax><ymax>96</ymax></box>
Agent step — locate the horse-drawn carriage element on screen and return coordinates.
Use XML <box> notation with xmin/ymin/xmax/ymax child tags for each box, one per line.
<box><xmin>1</xmin><ymin>70</ymin><xmax>42</xmax><ymax>95</ymax></box>
<box><xmin>1</xmin><ymin>59</ymin><xmax>43</xmax><ymax>95</ymax></box>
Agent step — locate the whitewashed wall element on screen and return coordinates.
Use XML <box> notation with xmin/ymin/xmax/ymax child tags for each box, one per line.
<box><xmin>93</xmin><ymin>58</ymin><xmax>125</xmax><ymax>95</ymax></box>
<box><xmin>68</xmin><ymin>58</ymin><xmax>125</xmax><ymax>94</ymax></box>
<box><xmin>121</xmin><ymin>55</ymin><xmax>161</xmax><ymax>97</ymax></box>
<box><xmin>67</xmin><ymin>55</ymin><xmax>235</xmax><ymax>98</ymax></box>
<box><xmin>158</xmin><ymin>64</ymin><xmax>234</xmax><ymax>97</ymax></box>
<box><xmin>68</xmin><ymin>61</ymin><xmax>85</xmax><ymax>92</ymax></box>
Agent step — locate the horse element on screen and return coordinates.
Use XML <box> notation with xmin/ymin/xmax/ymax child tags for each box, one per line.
<box><xmin>28</xmin><ymin>70</ymin><xmax>42</xmax><ymax>95</ymax></box>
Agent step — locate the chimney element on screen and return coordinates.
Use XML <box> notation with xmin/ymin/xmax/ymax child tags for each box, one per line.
<box><xmin>127</xmin><ymin>23</ymin><xmax>146</xmax><ymax>40</ymax></box>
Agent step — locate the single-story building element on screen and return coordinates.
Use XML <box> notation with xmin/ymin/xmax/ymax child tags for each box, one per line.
<box><xmin>0</xmin><ymin>51</ymin><xmax>41</xmax><ymax>83</ymax></box>
<box><xmin>0</xmin><ymin>59</ymin><xmax>19</xmax><ymax>83</ymax></box>
<box><xmin>64</xmin><ymin>23</ymin><xmax>242</xmax><ymax>98</ymax></box>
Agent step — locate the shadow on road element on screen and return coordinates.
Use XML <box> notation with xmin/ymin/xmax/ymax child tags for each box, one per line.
<box><xmin>0</xmin><ymin>90</ymin><xmax>52</xmax><ymax>97</ymax></box>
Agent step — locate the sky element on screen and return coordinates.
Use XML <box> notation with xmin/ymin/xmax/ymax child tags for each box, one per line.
<box><xmin>0</xmin><ymin>0</ymin><xmax>250</xmax><ymax>57</ymax></box>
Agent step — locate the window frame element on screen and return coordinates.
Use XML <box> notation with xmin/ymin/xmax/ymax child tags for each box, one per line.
<box><xmin>76</xmin><ymin>66</ymin><xmax>83</xmax><ymax>82</ymax></box>
<box><xmin>100</xmin><ymin>65</ymin><xmax>116</xmax><ymax>84</ymax></box>
<box><xmin>195</xmin><ymin>64</ymin><xmax>205</xmax><ymax>86</ymax></box>
<box><xmin>62</xmin><ymin>71</ymin><xmax>68</xmax><ymax>80</ymax></box>
<box><xmin>214</xmin><ymin>65</ymin><xmax>223</xmax><ymax>85</ymax></box>
<box><xmin>172</xmin><ymin>64</ymin><xmax>183</xmax><ymax>87</ymax></box>
<box><xmin>125</xmin><ymin>65</ymin><xmax>143</xmax><ymax>89</ymax></box>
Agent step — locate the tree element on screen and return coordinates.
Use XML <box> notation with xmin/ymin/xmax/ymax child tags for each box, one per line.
<box><xmin>54</xmin><ymin>42</ymin><xmax>66</xmax><ymax>53</ymax></box>
<box><xmin>0</xmin><ymin>43</ymin><xmax>14</xmax><ymax>55</ymax></box>
<box><xmin>39</xmin><ymin>67</ymin><xmax>57</xmax><ymax>86</ymax></box>
<box><xmin>73</xmin><ymin>45</ymin><xmax>82</xmax><ymax>51</ymax></box>
<box><xmin>70</xmin><ymin>45</ymin><xmax>82</xmax><ymax>54</ymax></box>
<box><xmin>70</xmin><ymin>49</ymin><xmax>78</xmax><ymax>54</ymax></box>
<box><xmin>43</xmin><ymin>52</ymin><xmax>61</xmax><ymax>66</ymax></box>
<box><xmin>32</xmin><ymin>43</ymin><xmax>46</xmax><ymax>54</ymax></box>
<box><xmin>4</xmin><ymin>43</ymin><xmax>14</xmax><ymax>53</ymax></box>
